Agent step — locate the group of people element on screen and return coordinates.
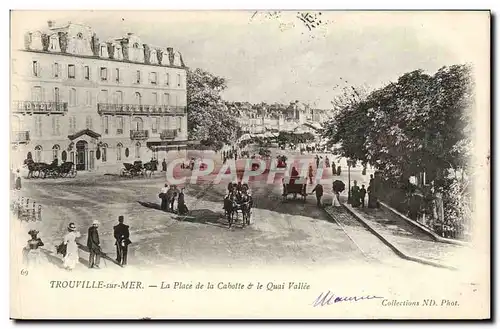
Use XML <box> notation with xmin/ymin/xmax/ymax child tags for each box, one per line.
<box><xmin>159</xmin><ymin>184</ymin><xmax>189</xmax><ymax>215</ymax></box>
<box><xmin>25</xmin><ymin>216</ymin><xmax>132</xmax><ymax>270</ymax></box>
<box><xmin>350</xmin><ymin>174</ymin><xmax>379</xmax><ymax>208</ymax></box>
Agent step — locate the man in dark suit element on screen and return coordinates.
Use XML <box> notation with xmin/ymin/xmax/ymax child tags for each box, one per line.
<box><xmin>114</xmin><ymin>216</ymin><xmax>131</xmax><ymax>266</ymax></box>
<box><xmin>311</xmin><ymin>183</ymin><xmax>324</xmax><ymax>207</ymax></box>
<box><xmin>87</xmin><ymin>220</ymin><xmax>101</xmax><ymax>269</ymax></box>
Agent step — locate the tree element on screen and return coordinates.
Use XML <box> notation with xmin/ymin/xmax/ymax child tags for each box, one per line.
<box><xmin>187</xmin><ymin>68</ymin><xmax>241</xmax><ymax>150</ymax></box>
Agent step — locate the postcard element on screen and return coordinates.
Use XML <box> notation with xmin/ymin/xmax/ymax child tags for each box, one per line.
<box><xmin>9</xmin><ymin>10</ymin><xmax>490</xmax><ymax>319</ymax></box>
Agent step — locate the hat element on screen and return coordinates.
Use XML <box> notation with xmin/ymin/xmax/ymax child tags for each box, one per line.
<box><xmin>68</xmin><ymin>223</ymin><xmax>76</xmax><ymax>231</ymax></box>
<box><xmin>28</xmin><ymin>229</ymin><xmax>39</xmax><ymax>236</ymax></box>
<box><xmin>92</xmin><ymin>220</ymin><xmax>99</xmax><ymax>226</ymax></box>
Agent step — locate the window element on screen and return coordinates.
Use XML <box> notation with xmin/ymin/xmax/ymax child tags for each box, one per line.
<box><xmin>134</xmin><ymin>92</ymin><xmax>142</xmax><ymax>105</ymax></box>
<box><xmin>149</xmin><ymin>72</ymin><xmax>158</xmax><ymax>85</ymax></box>
<box><xmin>125</xmin><ymin>148</ymin><xmax>129</xmax><ymax>158</ymax></box>
<box><xmin>135</xmin><ymin>142</ymin><xmax>141</xmax><ymax>158</ymax></box>
<box><xmin>162</xmin><ymin>93</ymin><xmax>170</xmax><ymax>105</ymax></box>
<box><xmin>68</xmin><ymin>64</ymin><xmax>75</xmax><ymax>78</ymax></box>
<box><xmin>152</xmin><ymin>117</ymin><xmax>160</xmax><ymax>133</ymax></box>
<box><xmin>100</xmin><ymin>67</ymin><xmax>107</xmax><ymax>81</ymax></box>
<box><xmin>152</xmin><ymin>92</ymin><xmax>158</xmax><ymax>105</ymax></box>
<box><xmin>84</xmin><ymin>66</ymin><xmax>90</xmax><ymax>80</ymax></box>
<box><xmin>85</xmin><ymin>91</ymin><xmax>92</xmax><ymax>106</ymax></box>
<box><xmin>32</xmin><ymin>61</ymin><xmax>39</xmax><ymax>77</ymax></box>
<box><xmin>61</xmin><ymin>150</ymin><xmax>67</xmax><ymax>162</ymax></box>
<box><xmin>116</xmin><ymin>143</ymin><xmax>123</xmax><ymax>161</ymax></box>
<box><xmin>116</xmin><ymin>117</ymin><xmax>124</xmax><ymax>134</ymax></box>
<box><xmin>54</xmin><ymin>87</ymin><xmax>60</xmax><ymax>103</ymax></box>
<box><xmin>177</xmin><ymin>73</ymin><xmax>181</xmax><ymax>87</ymax></box>
<box><xmin>177</xmin><ymin>116</ymin><xmax>182</xmax><ymax>132</ymax></box>
<box><xmin>52</xmin><ymin>117</ymin><xmax>60</xmax><ymax>135</ymax></box>
<box><xmin>69</xmin><ymin>116</ymin><xmax>77</xmax><ymax>134</ymax></box>
<box><xmin>114</xmin><ymin>91</ymin><xmax>123</xmax><ymax>105</ymax></box>
<box><xmin>100</xmin><ymin>45</ymin><xmax>107</xmax><ymax>57</ymax></box>
<box><xmin>34</xmin><ymin>116</ymin><xmax>42</xmax><ymax>137</ymax></box>
<box><xmin>34</xmin><ymin>145</ymin><xmax>42</xmax><ymax>162</ymax></box>
<box><xmin>115</xmin><ymin>68</ymin><xmax>120</xmax><ymax>82</ymax></box>
<box><xmin>98</xmin><ymin>89</ymin><xmax>108</xmax><ymax>103</ymax></box>
<box><xmin>103</xmin><ymin>116</ymin><xmax>109</xmax><ymax>135</ymax></box>
<box><xmin>53</xmin><ymin>63</ymin><xmax>59</xmax><ymax>78</ymax></box>
<box><xmin>102</xmin><ymin>144</ymin><xmax>108</xmax><ymax>162</ymax></box>
<box><xmin>86</xmin><ymin>115</ymin><xmax>93</xmax><ymax>130</ymax></box>
<box><xmin>69</xmin><ymin>88</ymin><xmax>77</xmax><ymax>106</ymax></box>
<box><xmin>52</xmin><ymin>145</ymin><xmax>60</xmax><ymax>160</ymax></box>
<box><xmin>132</xmin><ymin>117</ymin><xmax>143</xmax><ymax>130</ymax></box>
<box><xmin>165</xmin><ymin>73</ymin><xmax>170</xmax><ymax>86</ymax></box>
<box><xmin>135</xmin><ymin>70</ymin><xmax>141</xmax><ymax>84</ymax></box>
<box><xmin>31</xmin><ymin>86</ymin><xmax>43</xmax><ymax>102</ymax></box>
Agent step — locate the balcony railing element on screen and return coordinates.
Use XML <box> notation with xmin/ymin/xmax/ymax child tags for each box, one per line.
<box><xmin>98</xmin><ymin>103</ymin><xmax>186</xmax><ymax>116</ymax></box>
<box><xmin>160</xmin><ymin>129</ymin><xmax>177</xmax><ymax>140</ymax></box>
<box><xmin>13</xmin><ymin>101</ymin><xmax>68</xmax><ymax>114</ymax></box>
<box><xmin>130</xmin><ymin>130</ymin><xmax>149</xmax><ymax>140</ymax></box>
<box><xmin>11</xmin><ymin>131</ymin><xmax>30</xmax><ymax>143</ymax></box>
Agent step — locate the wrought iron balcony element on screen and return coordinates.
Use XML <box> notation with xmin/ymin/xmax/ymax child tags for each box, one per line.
<box><xmin>98</xmin><ymin>103</ymin><xmax>186</xmax><ymax>116</ymax></box>
<box><xmin>130</xmin><ymin>130</ymin><xmax>149</xmax><ymax>140</ymax></box>
<box><xmin>160</xmin><ymin>129</ymin><xmax>177</xmax><ymax>140</ymax></box>
<box><xmin>13</xmin><ymin>101</ymin><xmax>68</xmax><ymax>114</ymax></box>
<box><xmin>11</xmin><ymin>131</ymin><xmax>30</xmax><ymax>143</ymax></box>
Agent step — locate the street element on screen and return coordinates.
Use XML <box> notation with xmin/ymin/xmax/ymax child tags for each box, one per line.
<box><xmin>12</xmin><ymin>152</ymin><xmax>449</xmax><ymax>272</ymax></box>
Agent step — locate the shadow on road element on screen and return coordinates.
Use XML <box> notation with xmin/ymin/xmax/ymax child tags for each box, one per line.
<box><xmin>137</xmin><ymin>201</ymin><xmax>162</xmax><ymax>211</ymax></box>
<box><xmin>175</xmin><ymin>209</ymin><xmax>230</xmax><ymax>229</ymax></box>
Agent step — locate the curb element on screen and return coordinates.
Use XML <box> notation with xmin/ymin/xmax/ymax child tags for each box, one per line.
<box><xmin>379</xmin><ymin>201</ymin><xmax>470</xmax><ymax>247</ymax></box>
<box><xmin>340</xmin><ymin>204</ymin><xmax>458</xmax><ymax>271</ymax></box>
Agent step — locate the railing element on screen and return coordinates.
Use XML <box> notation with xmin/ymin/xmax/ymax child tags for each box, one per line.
<box><xmin>11</xmin><ymin>131</ymin><xmax>30</xmax><ymax>143</ymax></box>
<box><xmin>160</xmin><ymin>129</ymin><xmax>177</xmax><ymax>140</ymax></box>
<box><xmin>13</xmin><ymin>101</ymin><xmax>68</xmax><ymax>114</ymax></box>
<box><xmin>130</xmin><ymin>130</ymin><xmax>149</xmax><ymax>140</ymax></box>
<box><xmin>98</xmin><ymin>103</ymin><xmax>186</xmax><ymax>116</ymax></box>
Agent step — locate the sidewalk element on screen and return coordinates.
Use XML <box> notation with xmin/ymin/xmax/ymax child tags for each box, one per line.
<box><xmin>344</xmin><ymin>203</ymin><xmax>470</xmax><ymax>270</ymax></box>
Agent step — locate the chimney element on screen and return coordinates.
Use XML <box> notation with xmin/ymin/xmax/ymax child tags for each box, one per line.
<box><xmin>47</xmin><ymin>20</ymin><xmax>55</xmax><ymax>28</ymax></box>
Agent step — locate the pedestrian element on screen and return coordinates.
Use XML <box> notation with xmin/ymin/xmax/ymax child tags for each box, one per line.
<box><xmin>311</xmin><ymin>183</ymin><xmax>324</xmax><ymax>207</ymax></box>
<box><xmin>62</xmin><ymin>222</ymin><xmax>81</xmax><ymax>271</ymax></box>
<box><xmin>23</xmin><ymin>229</ymin><xmax>44</xmax><ymax>267</ymax></box>
<box><xmin>160</xmin><ymin>184</ymin><xmax>169</xmax><ymax>211</ymax></box>
<box><xmin>325</xmin><ymin>156</ymin><xmax>330</xmax><ymax>168</ymax></box>
<box><xmin>162</xmin><ymin>159</ymin><xmax>167</xmax><ymax>172</ymax></box>
<box><xmin>315</xmin><ymin>155</ymin><xmax>320</xmax><ymax>168</ymax></box>
<box><xmin>337</xmin><ymin>165</ymin><xmax>341</xmax><ymax>176</ymax></box>
<box><xmin>177</xmin><ymin>188</ymin><xmax>189</xmax><ymax>215</ymax></box>
<box><xmin>308</xmin><ymin>165</ymin><xmax>314</xmax><ymax>184</ymax></box>
<box><xmin>360</xmin><ymin>184</ymin><xmax>367</xmax><ymax>208</ymax></box>
<box><xmin>350</xmin><ymin>180</ymin><xmax>361</xmax><ymax>207</ymax></box>
<box><xmin>170</xmin><ymin>185</ymin><xmax>178</xmax><ymax>213</ymax></box>
<box><xmin>114</xmin><ymin>216</ymin><xmax>131</xmax><ymax>266</ymax></box>
<box><xmin>87</xmin><ymin>220</ymin><xmax>101</xmax><ymax>269</ymax></box>
<box><xmin>15</xmin><ymin>169</ymin><xmax>22</xmax><ymax>190</ymax></box>
<box><xmin>332</xmin><ymin>161</ymin><xmax>337</xmax><ymax>175</ymax></box>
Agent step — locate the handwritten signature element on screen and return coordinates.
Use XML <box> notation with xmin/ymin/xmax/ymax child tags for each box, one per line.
<box><xmin>313</xmin><ymin>290</ymin><xmax>384</xmax><ymax>307</ymax></box>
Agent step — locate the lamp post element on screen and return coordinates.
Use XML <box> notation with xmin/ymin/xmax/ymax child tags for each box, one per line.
<box><xmin>347</xmin><ymin>159</ymin><xmax>353</xmax><ymax>204</ymax></box>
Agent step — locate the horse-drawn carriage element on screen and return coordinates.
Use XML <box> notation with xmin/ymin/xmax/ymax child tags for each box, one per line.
<box><xmin>120</xmin><ymin>159</ymin><xmax>158</xmax><ymax>178</ymax></box>
<box><xmin>223</xmin><ymin>183</ymin><xmax>253</xmax><ymax>229</ymax></box>
<box><xmin>282</xmin><ymin>176</ymin><xmax>307</xmax><ymax>201</ymax></box>
<box><xmin>25</xmin><ymin>159</ymin><xmax>76</xmax><ymax>179</ymax></box>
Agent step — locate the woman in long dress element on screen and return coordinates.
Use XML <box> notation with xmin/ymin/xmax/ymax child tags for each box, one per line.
<box><xmin>63</xmin><ymin>222</ymin><xmax>81</xmax><ymax>271</ymax></box>
<box><xmin>23</xmin><ymin>229</ymin><xmax>44</xmax><ymax>267</ymax></box>
<box><xmin>332</xmin><ymin>192</ymin><xmax>342</xmax><ymax>207</ymax></box>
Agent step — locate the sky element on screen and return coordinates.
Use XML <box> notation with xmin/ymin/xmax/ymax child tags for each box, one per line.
<box><xmin>10</xmin><ymin>10</ymin><xmax>489</xmax><ymax>108</ymax></box>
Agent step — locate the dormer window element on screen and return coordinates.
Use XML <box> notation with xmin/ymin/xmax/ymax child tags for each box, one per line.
<box><xmin>100</xmin><ymin>45</ymin><xmax>108</xmax><ymax>57</ymax></box>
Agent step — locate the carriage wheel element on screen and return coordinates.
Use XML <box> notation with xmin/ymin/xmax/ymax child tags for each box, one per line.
<box><xmin>32</xmin><ymin>170</ymin><xmax>40</xmax><ymax>179</ymax></box>
<box><xmin>60</xmin><ymin>171</ymin><xmax>68</xmax><ymax>178</ymax></box>
<box><xmin>40</xmin><ymin>170</ymin><xmax>47</xmax><ymax>179</ymax></box>
<box><xmin>119</xmin><ymin>168</ymin><xmax>126</xmax><ymax>177</ymax></box>
<box><xmin>69</xmin><ymin>168</ymin><xmax>77</xmax><ymax>178</ymax></box>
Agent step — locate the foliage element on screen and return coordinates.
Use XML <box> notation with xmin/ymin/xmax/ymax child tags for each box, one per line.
<box><xmin>323</xmin><ymin>65</ymin><xmax>474</xmax><ymax>238</ymax></box>
<box><xmin>58</xmin><ymin>32</ymin><xmax>68</xmax><ymax>53</ymax></box>
<box><xmin>187</xmin><ymin>68</ymin><xmax>241</xmax><ymax>150</ymax></box>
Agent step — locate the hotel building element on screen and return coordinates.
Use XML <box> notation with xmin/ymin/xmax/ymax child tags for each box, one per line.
<box><xmin>11</xmin><ymin>20</ymin><xmax>189</xmax><ymax>172</ymax></box>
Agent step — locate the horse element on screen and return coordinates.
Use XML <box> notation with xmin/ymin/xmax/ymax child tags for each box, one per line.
<box><xmin>239</xmin><ymin>192</ymin><xmax>253</xmax><ymax>227</ymax></box>
<box><xmin>143</xmin><ymin>159</ymin><xmax>159</xmax><ymax>177</ymax></box>
<box><xmin>224</xmin><ymin>193</ymin><xmax>236</xmax><ymax>228</ymax></box>
<box><xmin>23</xmin><ymin>159</ymin><xmax>48</xmax><ymax>179</ymax></box>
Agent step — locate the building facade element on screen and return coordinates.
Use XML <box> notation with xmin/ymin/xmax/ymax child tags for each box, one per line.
<box><xmin>11</xmin><ymin>21</ymin><xmax>189</xmax><ymax>172</ymax></box>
